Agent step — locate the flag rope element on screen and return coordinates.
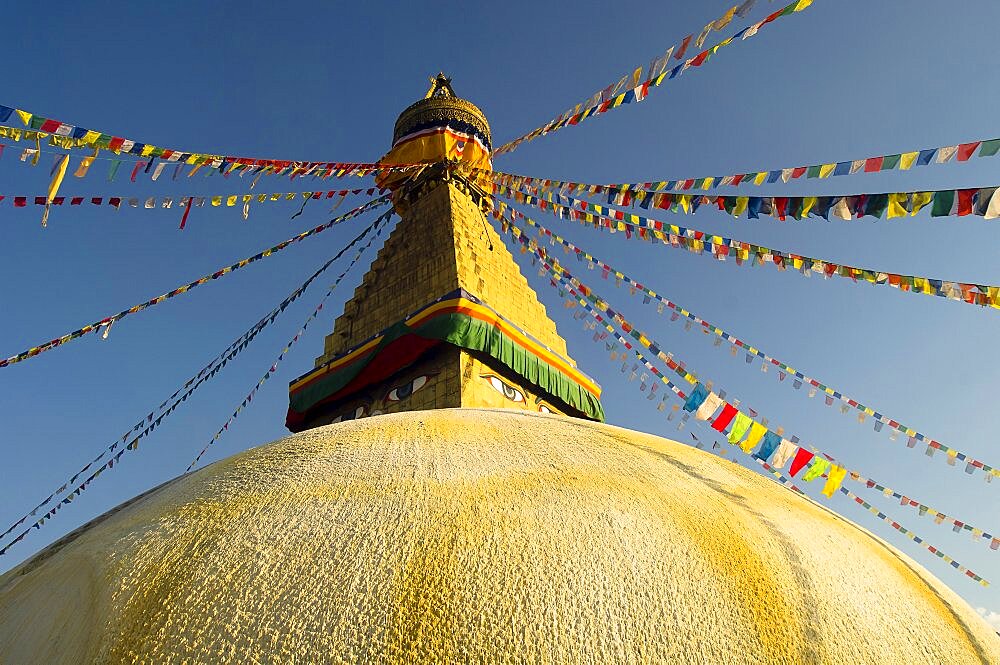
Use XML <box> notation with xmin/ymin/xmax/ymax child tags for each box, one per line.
<box><xmin>492</xmin><ymin>205</ymin><xmax>997</xmax><ymax>553</ymax></box>
<box><xmin>0</xmin><ymin>196</ymin><xmax>389</xmax><ymax>369</ymax></box>
<box><xmin>0</xmin><ymin>213</ymin><xmax>390</xmax><ymax>556</ymax></box>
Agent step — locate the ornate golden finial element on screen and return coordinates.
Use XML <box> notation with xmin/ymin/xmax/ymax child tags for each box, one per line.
<box><xmin>425</xmin><ymin>72</ymin><xmax>456</xmax><ymax>99</ymax></box>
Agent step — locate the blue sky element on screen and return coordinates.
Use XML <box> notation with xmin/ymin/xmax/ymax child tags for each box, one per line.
<box><xmin>1</xmin><ymin>0</ymin><xmax>998</xmax><ymax>624</ymax></box>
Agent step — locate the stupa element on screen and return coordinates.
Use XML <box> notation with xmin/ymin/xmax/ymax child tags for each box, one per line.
<box><xmin>0</xmin><ymin>77</ymin><xmax>997</xmax><ymax>664</ymax></box>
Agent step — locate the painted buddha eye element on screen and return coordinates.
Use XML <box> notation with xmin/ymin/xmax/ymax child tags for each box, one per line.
<box><xmin>483</xmin><ymin>374</ymin><xmax>524</xmax><ymax>403</ymax></box>
<box><xmin>386</xmin><ymin>375</ymin><xmax>429</xmax><ymax>402</ymax></box>
<box><xmin>538</xmin><ymin>404</ymin><xmax>553</xmax><ymax>414</ymax></box>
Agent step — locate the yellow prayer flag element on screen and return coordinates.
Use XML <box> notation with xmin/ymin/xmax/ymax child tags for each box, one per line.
<box><xmin>887</xmin><ymin>193</ymin><xmax>908</xmax><ymax>218</ymax></box>
<box><xmin>910</xmin><ymin>192</ymin><xmax>933</xmax><ymax>216</ymax></box>
<box><xmin>819</xmin><ymin>163</ymin><xmax>836</xmax><ymax>178</ymax></box>
<box><xmin>899</xmin><ymin>152</ymin><xmax>918</xmax><ymax>170</ymax></box>
<box><xmin>733</xmin><ymin>196</ymin><xmax>749</xmax><ymax>217</ymax></box>
<box><xmin>15</xmin><ymin>109</ymin><xmax>31</xmax><ymax>126</ymax></box>
<box><xmin>801</xmin><ymin>196</ymin><xmax>817</xmax><ymax>217</ymax></box>
<box><xmin>631</xmin><ymin>66</ymin><xmax>642</xmax><ymax>87</ymax></box>
<box><xmin>741</xmin><ymin>422</ymin><xmax>767</xmax><ymax>453</ymax></box>
<box><xmin>793</xmin><ymin>0</ymin><xmax>814</xmax><ymax>10</ymax></box>
<box><xmin>821</xmin><ymin>464</ymin><xmax>847</xmax><ymax>497</ymax></box>
<box><xmin>753</xmin><ymin>171</ymin><xmax>767</xmax><ymax>185</ymax></box>
<box><xmin>226</xmin><ymin>195</ymin><xmax>237</xmax><ymax>207</ymax></box>
<box><xmin>701</xmin><ymin>177</ymin><xmax>715</xmax><ymax>189</ymax></box>
<box><xmin>285</xmin><ymin>193</ymin><xmax>296</xmax><ymax>201</ymax></box>
<box><xmin>74</xmin><ymin>148</ymin><xmax>98</xmax><ymax>178</ymax></box>
<box><xmin>211</xmin><ymin>196</ymin><xmax>222</xmax><ymax>207</ymax></box>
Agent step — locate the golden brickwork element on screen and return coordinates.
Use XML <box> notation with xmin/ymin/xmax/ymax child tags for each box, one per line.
<box><xmin>315</xmin><ymin>177</ymin><xmax>572</xmax><ymax>369</ymax></box>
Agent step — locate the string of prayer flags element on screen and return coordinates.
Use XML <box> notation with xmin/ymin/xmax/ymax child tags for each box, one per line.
<box><xmin>500</xmin><ymin>1</ymin><xmax>759</xmax><ymax>156</ymax></box>
<box><xmin>499</xmin><ymin>211</ymin><xmax>997</xmax><ymax>547</ymax></box>
<box><xmin>496</xmin><ymin>205</ymin><xmax>999</xmax><ymax>481</ymax></box>
<box><xmin>0</xmin><ymin>111</ymin><xmax>425</xmax><ymax>177</ymax></box>
<box><xmin>601</xmin><ymin>317</ymin><xmax>993</xmax><ymax>587</ymax></box>
<box><xmin>495</xmin><ymin>177</ymin><xmax>1000</xmax><ymax>225</ymax></box>
<box><xmin>493</xmin><ymin>0</ymin><xmax>815</xmax><ymax>155</ymax></box>
<box><xmin>744</xmin><ymin>448</ymin><xmax>990</xmax><ymax>587</ymax></box>
<box><xmin>0</xmin><ymin>186</ymin><xmax>382</xmax><ymax>222</ymax></box>
<box><xmin>490</xmin><ymin>134</ymin><xmax>1000</xmax><ymax>195</ymax></box>
<box><xmin>0</xmin><ymin>216</ymin><xmax>390</xmax><ymax>556</ymax></box>
<box><xmin>495</xmin><ymin>184</ymin><xmax>1000</xmax><ymax>310</ymax></box>
<box><xmin>838</xmin><ymin>486</ymin><xmax>990</xmax><ymax>586</ymax></box>
<box><xmin>185</xmin><ymin>214</ymin><xmax>391</xmax><ymax>473</ymax></box>
<box><xmin>0</xmin><ymin>196</ymin><xmax>389</xmax><ymax>370</ymax></box>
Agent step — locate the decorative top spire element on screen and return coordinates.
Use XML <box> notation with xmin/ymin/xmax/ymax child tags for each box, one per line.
<box><xmin>425</xmin><ymin>72</ymin><xmax>456</xmax><ymax>99</ymax></box>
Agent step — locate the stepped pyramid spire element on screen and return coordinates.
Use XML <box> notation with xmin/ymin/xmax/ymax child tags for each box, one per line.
<box><xmin>287</xmin><ymin>78</ymin><xmax>603</xmax><ymax>431</ymax></box>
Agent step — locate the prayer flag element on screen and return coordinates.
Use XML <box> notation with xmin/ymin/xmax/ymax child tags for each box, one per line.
<box><xmin>821</xmin><ymin>464</ymin><xmax>847</xmax><ymax>497</ymax></box>
<box><xmin>789</xmin><ymin>448</ymin><xmax>814</xmax><ymax>477</ymax></box>
<box><xmin>802</xmin><ymin>458</ymin><xmax>829</xmax><ymax>482</ymax></box>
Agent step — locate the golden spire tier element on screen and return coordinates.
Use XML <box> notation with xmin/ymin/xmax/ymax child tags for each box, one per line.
<box><xmin>287</xmin><ymin>79</ymin><xmax>602</xmax><ymax>431</ymax></box>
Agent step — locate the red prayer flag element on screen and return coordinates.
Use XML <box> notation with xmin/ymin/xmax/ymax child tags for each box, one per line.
<box><xmin>108</xmin><ymin>137</ymin><xmax>124</xmax><ymax>151</ymax></box>
<box><xmin>179</xmin><ymin>197</ymin><xmax>194</xmax><ymax>230</ymax></box>
<box><xmin>39</xmin><ymin>119</ymin><xmax>61</xmax><ymax>133</ymax></box>
<box><xmin>689</xmin><ymin>50</ymin><xmax>709</xmax><ymax>67</ymax></box>
<box><xmin>791</xmin><ymin>167</ymin><xmax>807</xmax><ymax>179</ymax></box>
<box><xmin>789</xmin><ymin>448</ymin><xmax>815</xmax><ymax>477</ymax></box>
<box><xmin>13</xmin><ymin>196</ymin><xmax>26</xmax><ymax>207</ymax></box>
<box><xmin>70</xmin><ymin>197</ymin><xmax>83</xmax><ymax>205</ymax></box>
<box><xmin>731</xmin><ymin>173</ymin><xmax>745</xmax><ymax>186</ymax></box>
<box><xmin>774</xmin><ymin>197</ymin><xmax>789</xmax><ymax>220</ymax></box>
<box><xmin>710</xmin><ymin>404</ymin><xmax>738</xmax><ymax>432</ymax></box>
<box><xmin>675</xmin><ymin>34</ymin><xmax>692</xmax><ymax>60</ymax></box>
<box><xmin>957</xmin><ymin>188</ymin><xmax>976</xmax><ymax>216</ymax></box>
<box><xmin>958</xmin><ymin>142</ymin><xmax>981</xmax><ymax>161</ymax></box>
<box><xmin>864</xmin><ymin>156</ymin><xmax>883</xmax><ymax>172</ymax></box>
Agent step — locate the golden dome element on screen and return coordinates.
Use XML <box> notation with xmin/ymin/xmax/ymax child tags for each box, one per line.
<box><xmin>392</xmin><ymin>73</ymin><xmax>491</xmax><ymax>149</ymax></box>
<box><xmin>0</xmin><ymin>409</ymin><xmax>996</xmax><ymax>663</ymax></box>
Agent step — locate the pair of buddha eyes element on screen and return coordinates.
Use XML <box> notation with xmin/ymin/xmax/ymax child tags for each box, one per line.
<box><xmin>481</xmin><ymin>374</ymin><xmax>554</xmax><ymax>414</ymax></box>
<box><xmin>331</xmin><ymin>375</ymin><xmax>431</xmax><ymax>423</ymax></box>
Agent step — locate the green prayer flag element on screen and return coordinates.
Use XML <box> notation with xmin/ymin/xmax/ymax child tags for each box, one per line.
<box><xmin>802</xmin><ymin>458</ymin><xmax>829</xmax><ymax>482</ymax></box>
<box><xmin>979</xmin><ymin>139</ymin><xmax>1000</xmax><ymax>157</ymax></box>
<box><xmin>806</xmin><ymin>165</ymin><xmax>822</xmax><ymax>178</ymax></box>
<box><xmin>788</xmin><ymin>197</ymin><xmax>804</xmax><ymax>219</ymax></box>
<box><xmin>931</xmin><ymin>190</ymin><xmax>956</xmax><ymax>217</ymax></box>
<box><xmin>864</xmin><ymin>193</ymin><xmax>889</xmax><ymax>218</ymax></box>
<box><xmin>881</xmin><ymin>154</ymin><xmax>901</xmax><ymax>170</ymax></box>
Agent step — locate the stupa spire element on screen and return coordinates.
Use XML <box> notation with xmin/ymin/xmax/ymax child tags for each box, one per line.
<box><xmin>286</xmin><ymin>78</ymin><xmax>603</xmax><ymax>431</ymax></box>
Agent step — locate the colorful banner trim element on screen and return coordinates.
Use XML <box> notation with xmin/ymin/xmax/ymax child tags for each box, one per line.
<box><xmin>495</xmin><ymin>184</ymin><xmax>1000</xmax><ymax>309</ymax></box>
<box><xmin>0</xmin><ymin>215</ymin><xmax>390</xmax><ymax>556</ymax></box>
<box><xmin>496</xmin><ymin>205</ymin><xmax>999</xmax><ymax>481</ymax></box>
<box><xmin>0</xmin><ymin>196</ymin><xmax>389</xmax><ymax>370</ymax></box>
<box><xmin>287</xmin><ymin>290</ymin><xmax>604</xmax><ymax>427</ymax></box>
<box><xmin>493</xmin><ymin>0</ymin><xmax>815</xmax><ymax>155</ymax></box>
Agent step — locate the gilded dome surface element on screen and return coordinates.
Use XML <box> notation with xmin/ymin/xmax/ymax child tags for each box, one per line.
<box><xmin>0</xmin><ymin>409</ymin><xmax>996</xmax><ymax>663</ymax></box>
